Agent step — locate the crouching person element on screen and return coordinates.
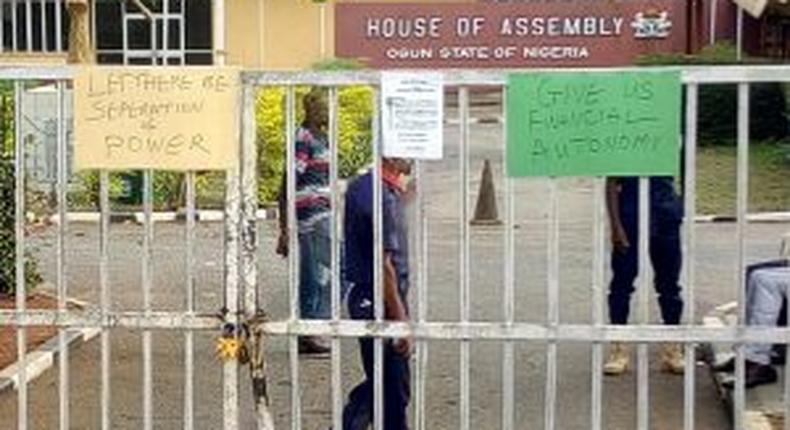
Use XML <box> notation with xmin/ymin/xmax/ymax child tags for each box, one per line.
<box><xmin>714</xmin><ymin>259</ymin><xmax>789</xmax><ymax>388</ymax></box>
<box><xmin>342</xmin><ymin>158</ymin><xmax>414</xmax><ymax>430</ymax></box>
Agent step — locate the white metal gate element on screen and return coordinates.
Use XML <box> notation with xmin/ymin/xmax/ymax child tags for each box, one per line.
<box><xmin>0</xmin><ymin>64</ymin><xmax>789</xmax><ymax>430</ymax></box>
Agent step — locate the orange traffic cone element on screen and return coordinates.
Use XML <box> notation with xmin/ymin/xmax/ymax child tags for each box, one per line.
<box><xmin>471</xmin><ymin>159</ymin><xmax>501</xmax><ymax>226</ymax></box>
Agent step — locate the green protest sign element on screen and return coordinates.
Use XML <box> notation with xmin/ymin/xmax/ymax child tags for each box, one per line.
<box><xmin>506</xmin><ymin>71</ymin><xmax>681</xmax><ymax>177</ymax></box>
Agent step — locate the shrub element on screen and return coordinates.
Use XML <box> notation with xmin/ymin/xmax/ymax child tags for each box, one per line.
<box><xmin>68</xmin><ymin>171</ymin><xmax>125</xmax><ymax>210</ymax></box>
<box><xmin>0</xmin><ymin>158</ymin><xmax>43</xmax><ymax>295</ymax></box>
<box><xmin>256</xmin><ymin>58</ymin><xmax>374</xmax><ymax>205</ymax></box>
<box><xmin>0</xmin><ymin>83</ymin><xmax>42</xmax><ymax>295</ymax></box>
<box><xmin>1</xmin><ymin>81</ymin><xmax>13</xmax><ymax>157</ymax></box>
<box><xmin>636</xmin><ymin>42</ymin><xmax>788</xmax><ymax>144</ymax></box>
<box><xmin>68</xmin><ymin>170</ymin><xmax>223</xmax><ymax>211</ymax></box>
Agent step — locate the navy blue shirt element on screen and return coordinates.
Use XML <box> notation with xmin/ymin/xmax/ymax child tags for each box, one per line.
<box><xmin>618</xmin><ymin>176</ymin><xmax>684</xmax><ymax>225</ymax></box>
<box><xmin>344</xmin><ymin>171</ymin><xmax>409</xmax><ymax>300</ymax></box>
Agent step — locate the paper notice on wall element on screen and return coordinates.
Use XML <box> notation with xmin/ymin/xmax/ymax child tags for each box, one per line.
<box><xmin>74</xmin><ymin>67</ymin><xmax>239</xmax><ymax>171</ymax></box>
<box><xmin>381</xmin><ymin>72</ymin><xmax>444</xmax><ymax>160</ymax></box>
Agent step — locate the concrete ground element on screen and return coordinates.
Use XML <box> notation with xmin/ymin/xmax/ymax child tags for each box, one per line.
<box><xmin>1</xmin><ymin>120</ymin><xmax>787</xmax><ymax>429</ymax></box>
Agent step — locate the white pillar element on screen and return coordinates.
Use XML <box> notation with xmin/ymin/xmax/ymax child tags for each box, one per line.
<box><xmin>213</xmin><ymin>0</ymin><xmax>226</xmax><ymax>66</ymax></box>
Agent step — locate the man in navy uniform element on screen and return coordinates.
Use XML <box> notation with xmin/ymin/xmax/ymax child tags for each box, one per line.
<box><xmin>604</xmin><ymin>176</ymin><xmax>685</xmax><ymax>375</ymax></box>
<box><xmin>342</xmin><ymin>157</ymin><xmax>413</xmax><ymax>430</ymax></box>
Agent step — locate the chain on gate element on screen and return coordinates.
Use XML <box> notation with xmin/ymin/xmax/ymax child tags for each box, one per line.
<box><xmin>216</xmin><ymin>310</ymin><xmax>275</xmax><ymax>429</ymax></box>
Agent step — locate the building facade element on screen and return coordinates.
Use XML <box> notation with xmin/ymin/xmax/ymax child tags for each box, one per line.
<box><xmin>0</xmin><ymin>0</ymin><xmax>787</xmax><ymax>68</ymax></box>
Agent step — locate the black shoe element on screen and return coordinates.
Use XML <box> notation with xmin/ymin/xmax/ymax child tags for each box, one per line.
<box><xmin>299</xmin><ymin>337</ymin><xmax>330</xmax><ymax>355</ymax></box>
<box><xmin>771</xmin><ymin>345</ymin><xmax>786</xmax><ymax>365</ymax></box>
<box><xmin>712</xmin><ymin>357</ymin><xmax>735</xmax><ymax>372</ymax></box>
<box><xmin>722</xmin><ymin>361</ymin><xmax>778</xmax><ymax>389</ymax></box>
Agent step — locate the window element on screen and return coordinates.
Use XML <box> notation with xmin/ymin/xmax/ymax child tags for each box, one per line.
<box><xmin>94</xmin><ymin>0</ymin><xmax>212</xmax><ymax>65</ymax></box>
<box><xmin>0</xmin><ymin>0</ymin><xmax>68</xmax><ymax>53</ymax></box>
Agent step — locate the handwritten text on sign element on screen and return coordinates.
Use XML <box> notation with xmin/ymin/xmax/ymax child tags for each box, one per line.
<box><xmin>506</xmin><ymin>71</ymin><xmax>681</xmax><ymax>177</ymax></box>
<box><xmin>74</xmin><ymin>67</ymin><xmax>239</xmax><ymax>170</ymax></box>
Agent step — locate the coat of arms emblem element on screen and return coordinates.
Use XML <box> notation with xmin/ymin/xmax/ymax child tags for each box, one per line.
<box><xmin>632</xmin><ymin>10</ymin><xmax>672</xmax><ymax>39</ymax></box>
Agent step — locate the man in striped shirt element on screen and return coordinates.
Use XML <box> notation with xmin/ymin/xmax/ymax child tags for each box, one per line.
<box><xmin>278</xmin><ymin>89</ymin><xmax>332</xmax><ymax>355</ymax></box>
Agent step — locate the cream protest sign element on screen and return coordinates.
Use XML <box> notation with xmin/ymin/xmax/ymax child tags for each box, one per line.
<box><xmin>74</xmin><ymin>67</ymin><xmax>239</xmax><ymax>170</ymax></box>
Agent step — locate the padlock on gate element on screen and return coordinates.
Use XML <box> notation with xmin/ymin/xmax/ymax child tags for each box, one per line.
<box><xmin>216</xmin><ymin>322</ymin><xmax>250</xmax><ymax>364</ymax></box>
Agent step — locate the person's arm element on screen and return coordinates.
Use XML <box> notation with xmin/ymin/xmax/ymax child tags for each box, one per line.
<box><xmin>606</xmin><ymin>178</ymin><xmax>629</xmax><ymax>252</ymax></box>
<box><xmin>276</xmin><ymin>156</ymin><xmax>291</xmax><ymax>256</ymax></box>
<box><xmin>383</xmin><ymin>253</ymin><xmax>408</xmax><ymax>322</ymax></box>
<box><xmin>380</xmin><ymin>189</ymin><xmax>412</xmax><ymax>356</ymax></box>
<box><xmin>278</xmin><ymin>173</ymin><xmax>288</xmax><ymax>233</ymax></box>
<box><xmin>384</xmin><ymin>252</ymin><xmax>412</xmax><ymax>356</ymax></box>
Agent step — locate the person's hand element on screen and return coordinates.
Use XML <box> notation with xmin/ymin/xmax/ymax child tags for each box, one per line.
<box><xmin>276</xmin><ymin>231</ymin><xmax>289</xmax><ymax>257</ymax></box>
<box><xmin>392</xmin><ymin>336</ymin><xmax>414</xmax><ymax>357</ymax></box>
<box><xmin>611</xmin><ymin>224</ymin><xmax>630</xmax><ymax>253</ymax></box>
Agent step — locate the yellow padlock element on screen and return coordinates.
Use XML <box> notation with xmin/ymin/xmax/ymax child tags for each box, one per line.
<box><xmin>216</xmin><ymin>337</ymin><xmax>241</xmax><ymax>361</ymax></box>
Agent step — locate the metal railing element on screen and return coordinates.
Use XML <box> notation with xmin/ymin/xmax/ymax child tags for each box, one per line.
<box><xmin>0</xmin><ymin>0</ymin><xmax>66</xmax><ymax>54</ymax></box>
<box><xmin>0</xmin><ymin>64</ymin><xmax>789</xmax><ymax>430</ymax></box>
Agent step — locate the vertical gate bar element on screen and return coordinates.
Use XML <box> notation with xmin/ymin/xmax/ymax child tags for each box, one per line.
<box><xmin>501</xmin><ymin>86</ymin><xmax>515</xmax><ymax>430</ymax></box>
<box><xmin>240</xmin><ymin>81</ymin><xmax>272</xmax><ymax>429</ymax></box>
<box><xmin>372</xmin><ymin>85</ymin><xmax>384</xmax><ymax>430</ymax></box>
<box><xmin>99</xmin><ymin>170</ymin><xmax>111</xmax><ymax>430</ymax></box>
<box><xmin>12</xmin><ymin>0</ymin><xmax>18</xmax><ymax>51</ymax></box>
<box><xmin>217</xmin><ymin>10</ymin><xmax>238</xmax><ymax>429</ymax></box>
<box><xmin>54</xmin><ymin>0</ymin><xmax>61</xmax><ymax>51</ymax></box>
<box><xmin>328</xmin><ymin>85</ymin><xmax>343</xmax><ymax>430</ymax></box>
<box><xmin>285</xmin><ymin>85</ymin><xmax>301</xmax><ymax>430</ymax></box>
<box><xmin>414</xmin><ymin>162</ymin><xmax>428</xmax><ymax>430</ymax></box>
<box><xmin>590</xmin><ymin>178</ymin><xmax>606</xmax><ymax>430</ymax></box>
<box><xmin>683</xmin><ymin>83</ymin><xmax>699</xmax><ymax>430</ymax></box>
<box><xmin>25</xmin><ymin>0</ymin><xmax>31</xmax><ymax>51</ymax></box>
<box><xmin>733</xmin><ymin>82</ymin><xmax>750</xmax><ymax>430</ymax></box>
<box><xmin>39</xmin><ymin>0</ymin><xmax>45</xmax><ymax>51</ymax></box>
<box><xmin>14</xmin><ymin>80</ymin><xmax>28</xmax><ymax>430</ymax></box>
<box><xmin>142</xmin><ymin>170</ymin><xmax>154</xmax><ymax>430</ymax></box>
<box><xmin>458</xmin><ymin>86</ymin><xmax>471</xmax><ymax>430</ymax></box>
<box><xmin>636</xmin><ymin>177</ymin><xmax>650</xmax><ymax>430</ymax></box>
<box><xmin>544</xmin><ymin>179</ymin><xmax>559</xmax><ymax>430</ymax></box>
<box><xmin>241</xmin><ymin>83</ymin><xmax>257</xmax><ymax>314</ymax></box>
<box><xmin>56</xmin><ymin>79</ymin><xmax>69</xmax><ymax>430</ymax></box>
<box><xmin>222</xmin><ymin>111</ymin><xmax>241</xmax><ymax>430</ymax></box>
<box><xmin>183</xmin><ymin>171</ymin><xmax>196</xmax><ymax>430</ymax></box>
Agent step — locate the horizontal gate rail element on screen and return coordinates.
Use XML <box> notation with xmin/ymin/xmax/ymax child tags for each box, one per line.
<box><xmin>2</xmin><ymin>64</ymin><xmax>790</xmax><ymax>84</ymax></box>
<box><xmin>3</xmin><ymin>310</ymin><xmax>790</xmax><ymax>343</ymax></box>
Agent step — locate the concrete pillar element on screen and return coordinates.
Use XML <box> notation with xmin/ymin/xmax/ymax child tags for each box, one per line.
<box><xmin>66</xmin><ymin>0</ymin><xmax>93</xmax><ymax>64</ymax></box>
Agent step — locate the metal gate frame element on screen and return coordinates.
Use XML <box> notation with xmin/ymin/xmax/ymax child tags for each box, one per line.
<box><xmin>0</xmin><ymin>65</ymin><xmax>789</xmax><ymax>430</ymax></box>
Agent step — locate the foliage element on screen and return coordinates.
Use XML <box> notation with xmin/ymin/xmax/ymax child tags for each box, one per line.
<box><xmin>256</xmin><ymin>58</ymin><xmax>374</xmax><ymax>205</ymax></box>
<box><xmin>636</xmin><ymin>42</ymin><xmax>788</xmax><ymax>144</ymax></box>
<box><xmin>0</xmin><ymin>83</ymin><xmax>42</xmax><ymax>294</ymax></box>
<box><xmin>0</xmin><ymin>160</ymin><xmax>42</xmax><ymax>295</ymax></box>
<box><xmin>1</xmin><ymin>81</ymin><xmax>13</xmax><ymax>158</ymax></box>
<box><xmin>310</xmin><ymin>57</ymin><xmax>368</xmax><ymax>71</ymax></box>
<box><xmin>67</xmin><ymin>170</ymin><xmax>225</xmax><ymax>211</ymax></box>
<box><xmin>67</xmin><ymin>171</ymin><xmax>125</xmax><ymax>210</ymax></box>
